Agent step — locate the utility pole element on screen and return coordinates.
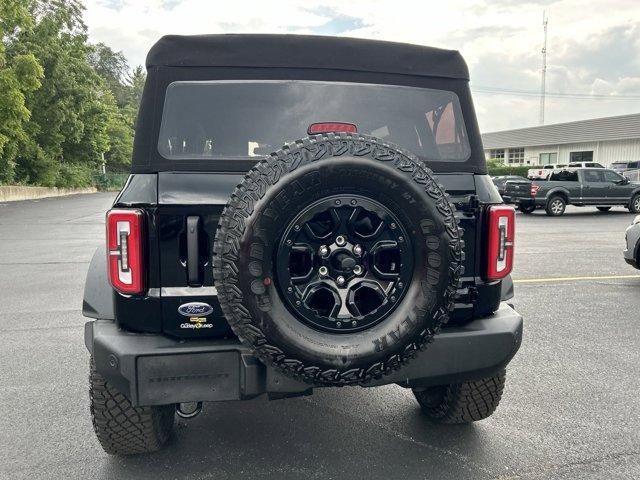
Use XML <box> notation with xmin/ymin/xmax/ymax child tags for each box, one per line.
<box><xmin>539</xmin><ymin>11</ymin><xmax>548</xmax><ymax>125</ymax></box>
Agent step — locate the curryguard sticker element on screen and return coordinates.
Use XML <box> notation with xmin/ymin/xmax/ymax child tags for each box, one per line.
<box><xmin>180</xmin><ymin>317</ymin><xmax>213</xmax><ymax>330</ymax></box>
<box><xmin>178</xmin><ymin>302</ymin><xmax>214</xmax><ymax>317</ymax></box>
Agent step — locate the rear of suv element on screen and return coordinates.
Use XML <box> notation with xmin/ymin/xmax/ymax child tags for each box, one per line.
<box><xmin>83</xmin><ymin>34</ymin><xmax>523</xmax><ymax>455</ymax></box>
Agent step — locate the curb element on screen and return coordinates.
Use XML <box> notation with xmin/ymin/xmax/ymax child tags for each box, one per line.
<box><xmin>0</xmin><ymin>186</ymin><xmax>98</xmax><ymax>202</ymax></box>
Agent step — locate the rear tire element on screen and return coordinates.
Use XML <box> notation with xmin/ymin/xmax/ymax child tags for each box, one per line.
<box><xmin>545</xmin><ymin>196</ymin><xmax>566</xmax><ymax>216</ymax></box>
<box><xmin>89</xmin><ymin>357</ymin><xmax>175</xmax><ymax>455</ymax></box>
<box><xmin>413</xmin><ymin>371</ymin><xmax>506</xmax><ymax>424</ymax></box>
<box><xmin>597</xmin><ymin>206</ymin><xmax>611</xmax><ymax>212</ymax></box>
<box><xmin>518</xmin><ymin>204</ymin><xmax>536</xmax><ymax>214</ymax></box>
<box><xmin>629</xmin><ymin>193</ymin><xmax>640</xmax><ymax>213</ymax></box>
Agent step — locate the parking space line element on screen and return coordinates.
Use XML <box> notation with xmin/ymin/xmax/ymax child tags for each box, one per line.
<box><xmin>514</xmin><ymin>274</ymin><xmax>640</xmax><ymax>284</ymax></box>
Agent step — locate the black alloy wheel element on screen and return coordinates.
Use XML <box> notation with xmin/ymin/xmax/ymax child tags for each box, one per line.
<box><xmin>276</xmin><ymin>195</ymin><xmax>413</xmax><ymax>334</ymax></box>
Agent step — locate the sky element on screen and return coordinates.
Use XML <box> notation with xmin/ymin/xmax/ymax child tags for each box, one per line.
<box><xmin>84</xmin><ymin>0</ymin><xmax>640</xmax><ymax>133</ymax></box>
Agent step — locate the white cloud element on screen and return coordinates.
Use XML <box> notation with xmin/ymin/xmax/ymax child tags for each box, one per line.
<box><xmin>83</xmin><ymin>0</ymin><xmax>640</xmax><ymax>132</ymax></box>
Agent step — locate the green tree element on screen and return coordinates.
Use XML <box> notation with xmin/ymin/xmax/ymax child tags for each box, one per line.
<box><xmin>0</xmin><ymin>0</ymin><xmax>43</xmax><ymax>184</ymax></box>
<box><xmin>88</xmin><ymin>42</ymin><xmax>130</xmax><ymax>107</ymax></box>
<box><xmin>89</xmin><ymin>44</ymin><xmax>144</xmax><ymax>172</ymax></box>
<box><xmin>1</xmin><ymin>0</ymin><xmax>142</xmax><ymax>186</ymax></box>
<box><xmin>10</xmin><ymin>0</ymin><xmax>112</xmax><ymax>186</ymax></box>
<box><xmin>127</xmin><ymin>65</ymin><xmax>146</xmax><ymax>106</ymax></box>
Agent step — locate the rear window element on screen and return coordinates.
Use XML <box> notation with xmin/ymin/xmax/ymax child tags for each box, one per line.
<box><xmin>157</xmin><ymin>80</ymin><xmax>471</xmax><ymax>162</ymax></box>
<box><xmin>549</xmin><ymin>170</ymin><xmax>578</xmax><ymax>182</ymax></box>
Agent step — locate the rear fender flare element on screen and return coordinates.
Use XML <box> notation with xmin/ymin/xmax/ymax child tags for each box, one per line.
<box><xmin>545</xmin><ymin>187</ymin><xmax>570</xmax><ymax>203</ymax></box>
<box><xmin>82</xmin><ymin>246</ymin><xmax>115</xmax><ymax>320</ymax></box>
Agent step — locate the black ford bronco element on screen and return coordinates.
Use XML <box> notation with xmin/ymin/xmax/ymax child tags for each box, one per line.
<box><xmin>83</xmin><ymin>34</ymin><xmax>523</xmax><ymax>455</ymax></box>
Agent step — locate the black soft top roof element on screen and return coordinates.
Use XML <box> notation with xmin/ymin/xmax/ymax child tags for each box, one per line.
<box><xmin>146</xmin><ymin>34</ymin><xmax>469</xmax><ymax>80</ymax></box>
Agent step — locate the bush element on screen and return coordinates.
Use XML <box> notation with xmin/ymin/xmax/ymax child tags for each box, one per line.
<box><xmin>55</xmin><ymin>163</ymin><xmax>94</xmax><ymax>188</ymax></box>
<box><xmin>92</xmin><ymin>173</ymin><xmax>129</xmax><ymax>191</ymax></box>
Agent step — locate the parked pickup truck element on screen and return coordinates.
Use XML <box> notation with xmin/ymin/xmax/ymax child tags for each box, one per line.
<box><xmin>505</xmin><ymin>168</ymin><xmax>640</xmax><ymax>216</ymax></box>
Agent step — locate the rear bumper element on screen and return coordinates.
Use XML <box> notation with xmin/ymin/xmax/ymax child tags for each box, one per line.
<box><xmin>85</xmin><ymin>303</ymin><xmax>523</xmax><ymax>406</ymax></box>
<box><xmin>512</xmin><ymin>197</ymin><xmax>543</xmax><ymax>207</ymax></box>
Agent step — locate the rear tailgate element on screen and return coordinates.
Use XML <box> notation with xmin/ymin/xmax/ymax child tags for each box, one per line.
<box><xmin>503</xmin><ymin>180</ymin><xmax>533</xmax><ymax>203</ymax></box>
<box><xmin>156</xmin><ymin>172</ymin><xmax>240</xmax><ymax>338</ymax></box>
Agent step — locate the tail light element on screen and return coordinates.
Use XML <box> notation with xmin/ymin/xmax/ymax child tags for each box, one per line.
<box><xmin>307</xmin><ymin>122</ymin><xmax>357</xmax><ymax>134</ymax></box>
<box><xmin>486</xmin><ymin>205</ymin><xmax>515</xmax><ymax>281</ymax></box>
<box><xmin>530</xmin><ymin>184</ymin><xmax>540</xmax><ymax>196</ymax></box>
<box><xmin>107</xmin><ymin>209</ymin><xmax>145</xmax><ymax>294</ymax></box>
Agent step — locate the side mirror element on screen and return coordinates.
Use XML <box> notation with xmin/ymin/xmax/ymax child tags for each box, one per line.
<box><xmin>617</xmin><ymin>177</ymin><xmax>630</xmax><ymax>185</ymax></box>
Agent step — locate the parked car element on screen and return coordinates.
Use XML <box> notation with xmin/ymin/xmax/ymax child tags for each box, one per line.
<box><xmin>492</xmin><ymin>175</ymin><xmax>530</xmax><ymax>197</ymax></box>
<box><xmin>567</xmin><ymin>161</ymin><xmax>604</xmax><ymax>168</ymax></box>
<box><xmin>82</xmin><ymin>34</ymin><xmax>523</xmax><ymax>455</ymax></box>
<box><xmin>527</xmin><ymin>164</ymin><xmax>567</xmax><ymax>180</ymax></box>
<box><xmin>624</xmin><ymin>216</ymin><xmax>640</xmax><ymax>269</ymax></box>
<box><xmin>611</xmin><ymin>161</ymin><xmax>640</xmax><ymax>173</ymax></box>
<box><xmin>504</xmin><ymin>168</ymin><xmax>640</xmax><ymax>216</ymax></box>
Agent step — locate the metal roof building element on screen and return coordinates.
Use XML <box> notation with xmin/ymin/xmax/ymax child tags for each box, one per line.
<box><xmin>481</xmin><ymin>113</ymin><xmax>640</xmax><ymax>167</ymax></box>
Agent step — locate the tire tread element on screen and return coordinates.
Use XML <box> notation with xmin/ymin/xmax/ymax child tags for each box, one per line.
<box><xmin>89</xmin><ymin>357</ymin><xmax>174</xmax><ymax>455</ymax></box>
<box><xmin>413</xmin><ymin>370</ymin><xmax>506</xmax><ymax>424</ymax></box>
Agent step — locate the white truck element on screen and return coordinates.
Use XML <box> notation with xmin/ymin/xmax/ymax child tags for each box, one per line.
<box><xmin>527</xmin><ymin>164</ymin><xmax>567</xmax><ymax>180</ymax></box>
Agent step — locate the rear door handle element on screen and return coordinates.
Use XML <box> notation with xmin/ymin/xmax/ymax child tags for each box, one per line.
<box><xmin>186</xmin><ymin>216</ymin><xmax>201</xmax><ymax>286</ymax></box>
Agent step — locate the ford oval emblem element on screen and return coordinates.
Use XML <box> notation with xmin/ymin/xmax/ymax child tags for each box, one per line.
<box><xmin>178</xmin><ymin>302</ymin><xmax>214</xmax><ymax>317</ymax></box>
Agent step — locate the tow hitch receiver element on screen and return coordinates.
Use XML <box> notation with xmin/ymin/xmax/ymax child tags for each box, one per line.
<box><xmin>176</xmin><ymin>402</ymin><xmax>203</xmax><ymax>419</ymax></box>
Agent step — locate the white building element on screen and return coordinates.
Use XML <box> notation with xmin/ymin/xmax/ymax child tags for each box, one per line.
<box><xmin>482</xmin><ymin>113</ymin><xmax>640</xmax><ymax>167</ymax></box>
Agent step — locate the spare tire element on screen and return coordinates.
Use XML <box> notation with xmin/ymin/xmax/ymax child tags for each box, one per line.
<box><xmin>213</xmin><ymin>134</ymin><xmax>463</xmax><ymax>386</ymax></box>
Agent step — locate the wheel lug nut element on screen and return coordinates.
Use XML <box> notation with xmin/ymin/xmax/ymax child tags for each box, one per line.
<box><xmin>319</xmin><ymin>245</ymin><xmax>329</xmax><ymax>257</ymax></box>
<box><xmin>336</xmin><ymin>236</ymin><xmax>346</xmax><ymax>247</ymax></box>
<box><xmin>336</xmin><ymin>321</ymin><xmax>342</xmax><ymax>327</ymax></box>
<box><xmin>352</xmin><ymin>320</ymin><xmax>357</xmax><ymax>327</ymax></box>
<box><xmin>353</xmin><ymin>245</ymin><xmax>362</xmax><ymax>256</ymax></box>
<box><xmin>318</xmin><ymin>266</ymin><xmax>328</xmax><ymax>277</ymax></box>
<box><xmin>336</xmin><ymin>275</ymin><xmax>346</xmax><ymax>286</ymax></box>
<box><xmin>353</xmin><ymin>265</ymin><xmax>363</xmax><ymax>275</ymax></box>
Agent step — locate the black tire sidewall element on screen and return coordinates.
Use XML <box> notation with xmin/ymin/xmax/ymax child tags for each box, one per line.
<box><xmin>214</xmin><ymin>135</ymin><xmax>461</xmax><ymax>384</ymax></box>
<box><xmin>238</xmin><ymin>159</ymin><xmax>452</xmax><ymax>369</ymax></box>
<box><xmin>519</xmin><ymin>205</ymin><xmax>535</xmax><ymax>214</ymax></box>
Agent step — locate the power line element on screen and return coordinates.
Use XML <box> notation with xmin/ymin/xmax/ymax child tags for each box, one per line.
<box><xmin>470</xmin><ymin>85</ymin><xmax>640</xmax><ymax>100</ymax></box>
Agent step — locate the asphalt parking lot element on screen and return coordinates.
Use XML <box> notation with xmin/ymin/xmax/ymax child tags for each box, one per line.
<box><xmin>1</xmin><ymin>193</ymin><xmax>639</xmax><ymax>479</ymax></box>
